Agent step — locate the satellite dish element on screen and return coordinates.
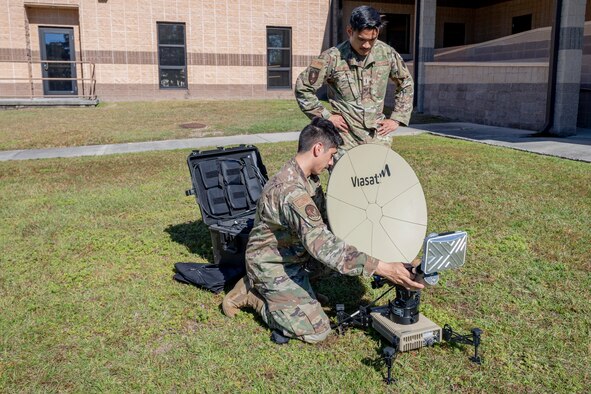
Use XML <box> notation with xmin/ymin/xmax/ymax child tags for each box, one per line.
<box><xmin>326</xmin><ymin>144</ymin><xmax>428</xmax><ymax>263</ymax></box>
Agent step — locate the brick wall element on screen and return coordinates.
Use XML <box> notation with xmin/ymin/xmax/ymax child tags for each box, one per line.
<box><xmin>580</xmin><ymin>22</ymin><xmax>591</xmax><ymax>127</ymax></box>
<box><xmin>80</xmin><ymin>0</ymin><xmax>330</xmax><ymax>101</ymax></box>
<box><xmin>433</xmin><ymin>20</ymin><xmax>591</xmax><ymax>129</ymax></box>
<box><xmin>0</xmin><ymin>0</ymin><xmax>331</xmax><ymax>101</ymax></box>
<box><xmin>423</xmin><ymin>62</ymin><xmax>549</xmax><ymax>131</ymax></box>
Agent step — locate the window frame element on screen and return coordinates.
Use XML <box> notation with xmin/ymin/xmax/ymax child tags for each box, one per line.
<box><xmin>157</xmin><ymin>22</ymin><xmax>188</xmax><ymax>90</ymax></box>
<box><xmin>266</xmin><ymin>26</ymin><xmax>292</xmax><ymax>90</ymax></box>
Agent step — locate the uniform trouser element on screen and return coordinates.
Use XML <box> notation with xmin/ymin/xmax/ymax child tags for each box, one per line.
<box><xmin>250</xmin><ymin>271</ymin><xmax>332</xmax><ymax>344</ymax></box>
<box><xmin>335</xmin><ymin>129</ymin><xmax>393</xmax><ymax>161</ymax></box>
<box><xmin>258</xmin><ymin>302</ymin><xmax>331</xmax><ymax>344</ymax></box>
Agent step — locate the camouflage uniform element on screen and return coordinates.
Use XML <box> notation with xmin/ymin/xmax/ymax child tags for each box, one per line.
<box><xmin>295</xmin><ymin>40</ymin><xmax>414</xmax><ymax>150</ymax></box>
<box><xmin>245</xmin><ymin>157</ymin><xmax>379</xmax><ymax>341</ymax></box>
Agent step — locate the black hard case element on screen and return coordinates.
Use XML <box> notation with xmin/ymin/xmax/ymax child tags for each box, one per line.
<box><xmin>185</xmin><ymin>145</ymin><xmax>268</xmax><ymax>268</ymax></box>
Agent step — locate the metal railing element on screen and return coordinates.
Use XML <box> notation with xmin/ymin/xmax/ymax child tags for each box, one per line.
<box><xmin>0</xmin><ymin>59</ymin><xmax>96</xmax><ymax>100</ymax></box>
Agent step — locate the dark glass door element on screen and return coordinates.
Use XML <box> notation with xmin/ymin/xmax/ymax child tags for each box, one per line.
<box><xmin>39</xmin><ymin>27</ymin><xmax>77</xmax><ymax>95</ymax></box>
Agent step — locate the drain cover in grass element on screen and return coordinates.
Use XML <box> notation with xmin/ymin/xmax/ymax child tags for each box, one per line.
<box><xmin>180</xmin><ymin>122</ymin><xmax>206</xmax><ymax>129</ymax></box>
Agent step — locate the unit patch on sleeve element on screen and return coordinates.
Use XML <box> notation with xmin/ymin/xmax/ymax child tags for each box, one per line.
<box><xmin>308</xmin><ymin>59</ymin><xmax>325</xmax><ymax>85</ymax></box>
<box><xmin>309</xmin><ymin>68</ymin><xmax>319</xmax><ymax>85</ymax></box>
<box><xmin>305</xmin><ymin>204</ymin><xmax>322</xmax><ymax>221</ymax></box>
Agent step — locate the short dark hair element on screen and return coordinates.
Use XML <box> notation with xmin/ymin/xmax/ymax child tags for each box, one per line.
<box><xmin>349</xmin><ymin>5</ymin><xmax>383</xmax><ymax>31</ymax></box>
<box><xmin>298</xmin><ymin>117</ymin><xmax>343</xmax><ymax>153</ymax></box>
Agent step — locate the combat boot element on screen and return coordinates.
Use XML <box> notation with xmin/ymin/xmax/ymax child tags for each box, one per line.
<box><xmin>222</xmin><ymin>276</ymin><xmax>250</xmax><ymax>317</ymax></box>
<box><xmin>222</xmin><ymin>276</ymin><xmax>265</xmax><ymax>317</ymax></box>
<box><xmin>246</xmin><ymin>288</ymin><xmax>265</xmax><ymax>315</ymax></box>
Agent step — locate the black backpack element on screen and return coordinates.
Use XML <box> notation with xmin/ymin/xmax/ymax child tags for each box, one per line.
<box><xmin>173</xmin><ymin>262</ymin><xmax>245</xmax><ymax>294</ymax></box>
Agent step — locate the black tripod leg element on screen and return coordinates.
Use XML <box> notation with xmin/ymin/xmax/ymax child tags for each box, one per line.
<box><xmin>469</xmin><ymin>328</ymin><xmax>483</xmax><ymax>365</ymax></box>
<box><xmin>382</xmin><ymin>346</ymin><xmax>397</xmax><ymax>384</ymax></box>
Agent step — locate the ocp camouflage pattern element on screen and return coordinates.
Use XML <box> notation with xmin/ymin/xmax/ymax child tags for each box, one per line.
<box><xmin>295</xmin><ymin>40</ymin><xmax>414</xmax><ymax>149</ymax></box>
<box><xmin>245</xmin><ymin>157</ymin><xmax>378</xmax><ymax>337</ymax></box>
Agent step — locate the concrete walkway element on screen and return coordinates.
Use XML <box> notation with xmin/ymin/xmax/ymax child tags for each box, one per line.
<box><xmin>1</xmin><ymin>123</ymin><xmax>590</xmax><ymax>163</ymax></box>
<box><xmin>0</xmin><ymin>128</ymin><xmax>424</xmax><ymax>161</ymax></box>
<box><xmin>0</xmin><ymin>132</ymin><xmax>302</xmax><ymax>161</ymax></box>
<box><xmin>413</xmin><ymin>123</ymin><xmax>591</xmax><ymax>163</ymax></box>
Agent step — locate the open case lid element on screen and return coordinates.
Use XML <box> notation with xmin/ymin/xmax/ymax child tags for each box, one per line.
<box><xmin>186</xmin><ymin>144</ymin><xmax>268</xmax><ymax>227</ymax></box>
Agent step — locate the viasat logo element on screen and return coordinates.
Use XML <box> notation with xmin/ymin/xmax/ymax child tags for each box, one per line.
<box><xmin>350</xmin><ymin>164</ymin><xmax>391</xmax><ymax>187</ymax></box>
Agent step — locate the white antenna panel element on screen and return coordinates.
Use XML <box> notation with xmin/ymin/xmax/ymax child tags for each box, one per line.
<box><xmin>326</xmin><ymin>144</ymin><xmax>428</xmax><ymax>263</ymax></box>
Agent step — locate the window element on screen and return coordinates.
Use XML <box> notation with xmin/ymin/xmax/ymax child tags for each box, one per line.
<box><xmin>157</xmin><ymin>22</ymin><xmax>187</xmax><ymax>89</ymax></box>
<box><xmin>267</xmin><ymin>27</ymin><xmax>291</xmax><ymax>89</ymax></box>
<box><xmin>379</xmin><ymin>14</ymin><xmax>410</xmax><ymax>54</ymax></box>
<box><xmin>443</xmin><ymin>23</ymin><xmax>466</xmax><ymax>48</ymax></box>
<box><xmin>512</xmin><ymin>14</ymin><xmax>532</xmax><ymax>35</ymax></box>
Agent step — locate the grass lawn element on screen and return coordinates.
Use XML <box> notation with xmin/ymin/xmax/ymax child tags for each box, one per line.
<box><xmin>1</xmin><ymin>135</ymin><xmax>589</xmax><ymax>392</ymax></box>
<box><xmin>0</xmin><ymin>99</ymin><xmax>449</xmax><ymax>150</ymax></box>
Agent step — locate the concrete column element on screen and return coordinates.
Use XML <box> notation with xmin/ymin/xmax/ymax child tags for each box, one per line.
<box><xmin>329</xmin><ymin>0</ymin><xmax>341</xmax><ymax>48</ymax></box>
<box><xmin>550</xmin><ymin>0</ymin><xmax>586</xmax><ymax>136</ymax></box>
<box><xmin>414</xmin><ymin>0</ymin><xmax>436</xmax><ymax>113</ymax></box>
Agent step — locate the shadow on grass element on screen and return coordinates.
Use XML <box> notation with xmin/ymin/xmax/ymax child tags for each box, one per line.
<box><xmin>165</xmin><ymin>220</ymin><xmax>213</xmax><ymax>262</ymax></box>
<box><xmin>165</xmin><ymin>221</ymin><xmax>374</xmax><ymax>336</ymax></box>
<box><xmin>166</xmin><ymin>220</ymin><xmax>245</xmax><ymax>294</ymax></box>
<box><xmin>359</xmin><ymin>331</ymin><xmax>404</xmax><ymax>383</ymax></box>
<box><xmin>315</xmin><ymin>274</ymin><xmax>368</xmax><ymax>316</ymax></box>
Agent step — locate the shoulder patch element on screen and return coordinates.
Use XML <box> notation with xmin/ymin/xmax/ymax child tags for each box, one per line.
<box><xmin>305</xmin><ymin>204</ymin><xmax>322</xmax><ymax>221</ymax></box>
<box><xmin>311</xmin><ymin>59</ymin><xmax>325</xmax><ymax>69</ymax></box>
<box><xmin>309</xmin><ymin>68</ymin><xmax>320</xmax><ymax>85</ymax></box>
<box><xmin>293</xmin><ymin>194</ymin><xmax>312</xmax><ymax>208</ymax></box>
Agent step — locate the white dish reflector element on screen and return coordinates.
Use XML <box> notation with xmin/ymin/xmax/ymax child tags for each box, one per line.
<box><xmin>326</xmin><ymin>144</ymin><xmax>428</xmax><ymax>263</ymax></box>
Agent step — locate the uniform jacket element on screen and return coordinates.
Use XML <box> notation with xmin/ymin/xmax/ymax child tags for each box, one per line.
<box><xmin>295</xmin><ymin>40</ymin><xmax>414</xmax><ymax>148</ymax></box>
<box><xmin>245</xmin><ymin>157</ymin><xmax>379</xmax><ymax>311</ymax></box>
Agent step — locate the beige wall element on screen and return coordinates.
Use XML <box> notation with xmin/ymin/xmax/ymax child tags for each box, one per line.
<box><xmin>0</xmin><ymin>0</ymin><xmax>331</xmax><ymax>101</ymax></box>
<box><xmin>83</xmin><ymin>0</ymin><xmax>330</xmax><ymax>100</ymax></box>
<box><xmin>340</xmin><ymin>0</ymin><xmax>562</xmax><ymax>51</ymax></box>
<box><xmin>435</xmin><ymin>0</ymin><xmax>555</xmax><ymax>47</ymax></box>
<box><xmin>472</xmin><ymin>0</ymin><xmax>554</xmax><ymax>43</ymax></box>
<box><xmin>3</xmin><ymin>0</ymin><xmax>590</xmax><ymax>102</ymax></box>
<box><xmin>435</xmin><ymin>6</ymin><xmax>474</xmax><ymax>47</ymax></box>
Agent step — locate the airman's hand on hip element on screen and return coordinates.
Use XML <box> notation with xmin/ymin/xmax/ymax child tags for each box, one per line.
<box><xmin>377</xmin><ymin>119</ymin><xmax>400</xmax><ymax>136</ymax></box>
<box><xmin>328</xmin><ymin>114</ymin><xmax>349</xmax><ymax>133</ymax></box>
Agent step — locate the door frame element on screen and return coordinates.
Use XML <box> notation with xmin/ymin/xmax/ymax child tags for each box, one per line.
<box><xmin>38</xmin><ymin>26</ymin><xmax>78</xmax><ymax>96</ymax></box>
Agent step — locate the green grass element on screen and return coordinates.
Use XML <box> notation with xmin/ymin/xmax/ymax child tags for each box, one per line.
<box><xmin>0</xmin><ymin>100</ymin><xmax>310</xmax><ymax>150</ymax></box>
<box><xmin>0</xmin><ymin>99</ymin><xmax>449</xmax><ymax>150</ymax></box>
<box><xmin>1</xmin><ymin>136</ymin><xmax>589</xmax><ymax>392</ymax></box>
